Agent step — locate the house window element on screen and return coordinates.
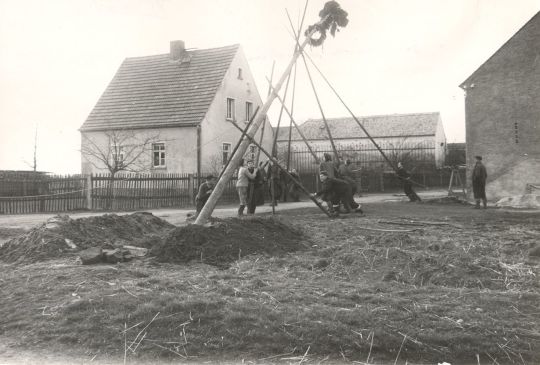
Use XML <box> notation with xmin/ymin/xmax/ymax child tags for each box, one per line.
<box><xmin>238</xmin><ymin>68</ymin><xmax>243</xmax><ymax>80</ymax></box>
<box><xmin>514</xmin><ymin>122</ymin><xmax>519</xmax><ymax>144</ymax></box>
<box><xmin>222</xmin><ymin>143</ymin><xmax>231</xmax><ymax>166</ymax></box>
<box><xmin>152</xmin><ymin>143</ymin><xmax>166</xmax><ymax>167</ymax></box>
<box><xmin>111</xmin><ymin>146</ymin><xmax>125</xmax><ymax>168</ymax></box>
<box><xmin>226</xmin><ymin>98</ymin><xmax>235</xmax><ymax>121</ymax></box>
<box><xmin>247</xmin><ymin>144</ymin><xmax>256</xmax><ymax>162</ymax></box>
<box><xmin>245</xmin><ymin>101</ymin><xmax>253</xmax><ymax>122</ymax></box>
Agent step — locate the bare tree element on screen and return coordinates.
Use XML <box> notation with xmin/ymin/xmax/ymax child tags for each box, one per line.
<box><xmin>81</xmin><ymin>129</ymin><xmax>161</xmax><ymax>208</ymax></box>
<box><xmin>23</xmin><ymin>125</ymin><xmax>38</xmax><ymax>172</ymax></box>
<box><xmin>81</xmin><ymin>129</ymin><xmax>161</xmax><ymax>177</ymax></box>
<box><xmin>204</xmin><ymin>152</ymin><xmax>225</xmax><ymax>177</ymax></box>
<box><xmin>385</xmin><ymin>137</ymin><xmax>431</xmax><ymax>172</ymax></box>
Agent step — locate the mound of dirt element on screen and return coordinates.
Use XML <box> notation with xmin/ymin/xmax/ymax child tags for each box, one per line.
<box><xmin>151</xmin><ymin>217</ymin><xmax>305</xmax><ymax>267</ymax></box>
<box><xmin>496</xmin><ymin>194</ymin><xmax>540</xmax><ymax>209</ymax></box>
<box><xmin>423</xmin><ymin>196</ymin><xmax>470</xmax><ymax>205</ymax></box>
<box><xmin>0</xmin><ymin>212</ymin><xmax>174</xmax><ymax>263</ymax></box>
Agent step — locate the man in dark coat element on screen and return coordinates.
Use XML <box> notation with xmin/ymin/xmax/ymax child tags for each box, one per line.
<box><xmin>268</xmin><ymin>162</ymin><xmax>283</xmax><ymax>206</ymax></box>
<box><xmin>195</xmin><ymin>175</ymin><xmax>216</xmax><ymax>217</ymax></box>
<box><xmin>338</xmin><ymin>159</ymin><xmax>359</xmax><ymax>195</ymax></box>
<box><xmin>396</xmin><ymin>162</ymin><xmax>421</xmax><ymax>202</ymax></box>
<box><xmin>313</xmin><ymin>171</ymin><xmax>362</xmax><ymax>215</ymax></box>
<box><xmin>247</xmin><ymin>161</ymin><xmax>268</xmax><ymax>214</ymax></box>
<box><xmin>287</xmin><ymin>168</ymin><xmax>301</xmax><ymax>202</ymax></box>
<box><xmin>319</xmin><ymin>152</ymin><xmax>339</xmax><ymax>178</ymax></box>
<box><xmin>472</xmin><ymin>155</ymin><xmax>488</xmax><ymax>209</ymax></box>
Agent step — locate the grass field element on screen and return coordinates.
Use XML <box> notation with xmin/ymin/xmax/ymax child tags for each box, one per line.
<box><xmin>0</xmin><ymin>201</ymin><xmax>539</xmax><ymax>365</ymax></box>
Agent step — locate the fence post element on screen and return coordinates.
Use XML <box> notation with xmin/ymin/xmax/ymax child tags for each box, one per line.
<box><xmin>188</xmin><ymin>174</ymin><xmax>194</xmax><ymax>205</ymax></box>
<box><xmin>86</xmin><ymin>174</ymin><xmax>92</xmax><ymax>210</ymax></box>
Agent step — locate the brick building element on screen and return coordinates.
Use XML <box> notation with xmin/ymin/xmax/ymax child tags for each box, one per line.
<box><xmin>460</xmin><ymin>11</ymin><xmax>540</xmax><ymax>199</ymax></box>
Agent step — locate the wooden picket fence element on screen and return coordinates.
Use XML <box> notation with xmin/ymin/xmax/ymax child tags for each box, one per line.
<box><xmin>0</xmin><ymin>173</ymin><xmax>240</xmax><ymax>215</ymax></box>
<box><xmin>0</xmin><ymin>175</ymin><xmax>87</xmax><ymax>214</ymax></box>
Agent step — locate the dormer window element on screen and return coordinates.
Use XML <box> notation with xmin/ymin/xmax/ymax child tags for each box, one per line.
<box><xmin>238</xmin><ymin>68</ymin><xmax>243</xmax><ymax>80</ymax></box>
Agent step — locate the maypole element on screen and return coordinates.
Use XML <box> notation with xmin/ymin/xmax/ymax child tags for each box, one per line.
<box><xmin>195</xmin><ymin>1</ymin><xmax>349</xmax><ymax>225</ymax></box>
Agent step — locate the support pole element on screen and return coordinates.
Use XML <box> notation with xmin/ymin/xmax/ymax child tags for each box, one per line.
<box><xmin>230</xmin><ymin>122</ymin><xmax>331</xmax><ymax>217</ymax></box>
<box><xmin>285</xmin><ymin>11</ymin><xmax>339</xmax><ymax>164</ymax></box>
<box><xmin>302</xmin><ymin>51</ymin><xmax>428</xmax><ymax>188</ymax></box>
<box><xmin>255</xmin><ymin>61</ymin><xmax>275</xmax><ymax>164</ymax></box>
<box><xmin>286</xmin><ymin>62</ymin><xmax>297</xmax><ymax>171</ymax></box>
<box><xmin>195</xmin><ymin>27</ymin><xmax>320</xmax><ymax>225</ymax></box>
<box><xmin>217</xmin><ymin>106</ymin><xmax>260</xmax><ymax>182</ymax></box>
<box><xmin>266</xmin><ymin>80</ymin><xmax>319</xmax><ymax>163</ymax></box>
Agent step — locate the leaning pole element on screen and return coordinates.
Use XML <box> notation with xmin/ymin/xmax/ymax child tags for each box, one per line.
<box><xmin>195</xmin><ymin>1</ymin><xmax>348</xmax><ymax>225</ymax></box>
<box><xmin>194</xmin><ymin>39</ymin><xmax>310</xmax><ymax>225</ymax></box>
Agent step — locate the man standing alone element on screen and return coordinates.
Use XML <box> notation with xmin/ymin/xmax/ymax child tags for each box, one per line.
<box><xmin>472</xmin><ymin>155</ymin><xmax>488</xmax><ymax>209</ymax></box>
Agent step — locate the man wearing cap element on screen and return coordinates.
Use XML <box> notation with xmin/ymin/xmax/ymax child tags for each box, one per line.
<box><xmin>195</xmin><ymin>175</ymin><xmax>217</xmax><ymax>217</ymax></box>
<box><xmin>472</xmin><ymin>156</ymin><xmax>488</xmax><ymax>209</ymax></box>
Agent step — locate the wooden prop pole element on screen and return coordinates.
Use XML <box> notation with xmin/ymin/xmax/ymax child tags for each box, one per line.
<box><xmin>302</xmin><ymin>51</ymin><xmax>428</xmax><ymax>188</ymax></box>
<box><xmin>255</xmin><ymin>61</ymin><xmax>275</xmax><ymax>164</ymax></box>
<box><xmin>230</xmin><ymin>122</ymin><xmax>331</xmax><ymax>217</ymax></box>
<box><xmin>195</xmin><ymin>25</ymin><xmax>321</xmax><ymax>225</ymax></box>
<box><xmin>266</xmin><ymin>79</ymin><xmax>319</xmax><ymax>163</ymax></box>
<box><xmin>217</xmin><ymin>106</ymin><xmax>260</xmax><ymax>182</ymax></box>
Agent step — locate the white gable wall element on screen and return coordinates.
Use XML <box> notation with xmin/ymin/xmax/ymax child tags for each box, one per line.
<box><xmin>200</xmin><ymin>46</ymin><xmax>274</xmax><ymax>174</ymax></box>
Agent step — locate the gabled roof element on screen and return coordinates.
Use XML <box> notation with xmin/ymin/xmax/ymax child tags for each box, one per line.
<box><xmin>460</xmin><ymin>11</ymin><xmax>540</xmax><ymax>88</ymax></box>
<box><xmin>275</xmin><ymin>112</ymin><xmax>441</xmax><ymax>141</ymax></box>
<box><xmin>80</xmin><ymin>44</ymin><xmax>239</xmax><ymax>131</ymax></box>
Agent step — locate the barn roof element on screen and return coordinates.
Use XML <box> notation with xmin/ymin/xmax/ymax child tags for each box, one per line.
<box><xmin>275</xmin><ymin>112</ymin><xmax>441</xmax><ymax>141</ymax></box>
<box><xmin>80</xmin><ymin>44</ymin><xmax>239</xmax><ymax>131</ymax></box>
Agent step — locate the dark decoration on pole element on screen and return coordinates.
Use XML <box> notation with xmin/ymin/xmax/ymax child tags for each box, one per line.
<box><xmin>305</xmin><ymin>1</ymin><xmax>349</xmax><ymax>47</ymax></box>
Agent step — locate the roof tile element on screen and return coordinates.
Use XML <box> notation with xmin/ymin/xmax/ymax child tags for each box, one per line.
<box><xmin>81</xmin><ymin>44</ymin><xmax>239</xmax><ymax>131</ymax></box>
<box><xmin>275</xmin><ymin>112</ymin><xmax>441</xmax><ymax>141</ymax></box>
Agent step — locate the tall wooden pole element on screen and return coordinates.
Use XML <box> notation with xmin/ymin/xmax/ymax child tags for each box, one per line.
<box><xmin>195</xmin><ymin>30</ymin><xmax>318</xmax><ymax>225</ymax></box>
<box><xmin>255</xmin><ymin>61</ymin><xmax>275</xmax><ymax>164</ymax></box>
<box><xmin>266</xmin><ymin>80</ymin><xmax>320</xmax><ymax>163</ymax></box>
<box><xmin>230</xmin><ymin>122</ymin><xmax>331</xmax><ymax>217</ymax></box>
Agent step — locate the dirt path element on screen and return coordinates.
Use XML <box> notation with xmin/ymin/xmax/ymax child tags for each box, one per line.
<box><xmin>0</xmin><ymin>190</ymin><xmax>448</xmax><ymax>231</ymax></box>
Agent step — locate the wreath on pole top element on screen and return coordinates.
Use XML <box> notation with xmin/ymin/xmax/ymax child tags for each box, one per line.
<box><xmin>305</xmin><ymin>1</ymin><xmax>349</xmax><ymax>47</ymax></box>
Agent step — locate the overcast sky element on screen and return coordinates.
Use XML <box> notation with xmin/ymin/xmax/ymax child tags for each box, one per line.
<box><xmin>1</xmin><ymin>0</ymin><xmax>539</xmax><ymax>173</ymax></box>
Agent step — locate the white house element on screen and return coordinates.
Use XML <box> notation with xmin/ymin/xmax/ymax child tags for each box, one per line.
<box><xmin>80</xmin><ymin>40</ymin><xmax>274</xmax><ymax>176</ymax></box>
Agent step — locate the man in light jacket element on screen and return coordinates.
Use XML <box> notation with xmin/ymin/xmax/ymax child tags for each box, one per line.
<box><xmin>236</xmin><ymin>159</ymin><xmax>257</xmax><ymax>216</ymax></box>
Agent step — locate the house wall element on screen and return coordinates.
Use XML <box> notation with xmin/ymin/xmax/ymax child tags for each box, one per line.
<box><xmin>463</xmin><ymin>13</ymin><xmax>540</xmax><ymax>199</ymax></box>
<box><xmin>434</xmin><ymin>116</ymin><xmax>447</xmax><ymax>168</ymax></box>
<box><xmin>80</xmin><ymin>127</ymin><xmax>198</xmax><ymax>175</ymax></box>
<box><xmin>200</xmin><ymin>46</ymin><xmax>274</xmax><ymax>174</ymax></box>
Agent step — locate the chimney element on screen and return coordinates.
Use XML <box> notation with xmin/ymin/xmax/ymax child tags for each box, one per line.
<box><xmin>170</xmin><ymin>40</ymin><xmax>185</xmax><ymax>61</ymax></box>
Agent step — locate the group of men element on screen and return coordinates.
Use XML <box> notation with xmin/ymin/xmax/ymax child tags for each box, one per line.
<box><xmin>194</xmin><ymin>154</ymin><xmax>489</xmax><ymax>219</ymax></box>
<box><xmin>313</xmin><ymin>153</ymin><xmax>364</xmax><ymax>216</ymax></box>
<box><xmin>194</xmin><ymin>158</ymin><xmax>302</xmax><ymax>218</ymax></box>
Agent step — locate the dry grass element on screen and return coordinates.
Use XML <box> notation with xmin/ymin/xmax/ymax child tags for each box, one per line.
<box><xmin>0</xmin><ymin>202</ymin><xmax>539</xmax><ymax>364</ymax></box>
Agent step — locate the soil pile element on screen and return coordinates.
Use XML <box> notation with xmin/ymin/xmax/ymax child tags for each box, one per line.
<box><xmin>151</xmin><ymin>217</ymin><xmax>305</xmax><ymax>267</ymax></box>
<box><xmin>496</xmin><ymin>194</ymin><xmax>540</xmax><ymax>209</ymax></box>
<box><xmin>423</xmin><ymin>196</ymin><xmax>470</xmax><ymax>205</ymax></box>
<box><xmin>0</xmin><ymin>212</ymin><xmax>174</xmax><ymax>263</ymax></box>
